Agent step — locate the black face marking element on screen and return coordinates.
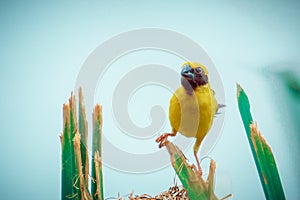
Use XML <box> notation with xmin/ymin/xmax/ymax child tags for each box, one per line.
<box><xmin>194</xmin><ymin>67</ymin><xmax>208</xmax><ymax>86</ymax></box>
<box><xmin>180</xmin><ymin>65</ymin><xmax>208</xmax><ymax>94</ymax></box>
<box><xmin>181</xmin><ymin>77</ymin><xmax>196</xmax><ymax>95</ymax></box>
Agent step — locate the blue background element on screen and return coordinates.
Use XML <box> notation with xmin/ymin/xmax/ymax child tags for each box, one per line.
<box><xmin>0</xmin><ymin>0</ymin><xmax>299</xmax><ymax>199</ymax></box>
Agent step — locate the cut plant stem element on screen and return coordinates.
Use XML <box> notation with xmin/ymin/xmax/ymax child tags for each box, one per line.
<box><xmin>69</xmin><ymin>93</ymin><xmax>80</xmax><ymax>197</ymax></box>
<box><xmin>61</xmin><ymin>90</ymin><xmax>104</xmax><ymax>200</ymax></box>
<box><xmin>74</xmin><ymin>132</ymin><xmax>93</xmax><ymax>200</ymax></box>
<box><xmin>237</xmin><ymin>83</ymin><xmax>285</xmax><ymax>200</ymax></box>
<box><xmin>60</xmin><ymin>103</ymin><xmax>74</xmax><ymax>199</ymax></box>
<box><xmin>79</xmin><ymin>88</ymin><xmax>89</xmax><ymax>185</ymax></box>
<box><xmin>91</xmin><ymin>104</ymin><xmax>104</xmax><ymax>200</ymax></box>
<box><xmin>94</xmin><ymin>151</ymin><xmax>104</xmax><ymax>200</ymax></box>
<box><xmin>164</xmin><ymin>140</ymin><xmax>218</xmax><ymax>200</ymax></box>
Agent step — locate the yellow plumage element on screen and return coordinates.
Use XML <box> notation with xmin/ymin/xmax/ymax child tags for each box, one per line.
<box><xmin>157</xmin><ymin>61</ymin><xmax>219</xmax><ymax>173</ymax></box>
<box><xmin>170</xmin><ymin>82</ymin><xmax>218</xmax><ymax>138</ymax></box>
<box><xmin>170</xmin><ymin>62</ymin><xmax>218</xmax><ymax>149</ymax></box>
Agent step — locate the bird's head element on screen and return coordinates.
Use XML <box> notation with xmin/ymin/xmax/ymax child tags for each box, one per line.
<box><xmin>181</xmin><ymin>61</ymin><xmax>209</xmax><ymax>93</ymax></box>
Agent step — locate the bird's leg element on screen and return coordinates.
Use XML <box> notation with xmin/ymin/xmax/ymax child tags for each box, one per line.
<box><xmin>194</xmin><ymin>151</ymin><xmax>203</xmax><ymax>177</ymax></box>
<box><xmin>155</xmin><ymin>132</ymin><xmax>177</xmax><ymax>148</ymax></box>
<box><xmin>193</xmin><ymin>138</ymin><xmax>203</xmax><ymax>177</ymax></box>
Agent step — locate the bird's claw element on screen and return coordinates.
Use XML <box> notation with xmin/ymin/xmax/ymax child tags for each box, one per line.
<box><xmin>191</xmin><ymin>164</ymin><xmax>203</xmax><ymax>178</ymax></box>
<box><xmin>155</xmin><ymin>134</ymin><xmax>168</xmax><ymax>148</ymax></box>
<box><xmin>156</xmin><ymin>133</ymin><xmax>176</xmax><ymax>148</ymax></box>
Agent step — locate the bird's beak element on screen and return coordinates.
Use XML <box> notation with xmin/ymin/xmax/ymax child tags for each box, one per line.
<box><xmin>181</xmin><ymin>65</ymin><xmax>194</xmax><ymax>80</ymax></box>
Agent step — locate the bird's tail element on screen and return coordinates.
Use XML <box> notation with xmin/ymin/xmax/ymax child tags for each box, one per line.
<box><xmin>218</xmin><ymin>104</ymin><xmax>226</xmax><ymax>109</ymax></box>
<box><xmin>215</xmin><ymin>104</ymin><xmax>226</xmax><ymax>117</ymax></box>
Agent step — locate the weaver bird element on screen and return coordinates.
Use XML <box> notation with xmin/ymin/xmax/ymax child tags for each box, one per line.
<box><xmin>156</xmin><ymin>61</ymin><xmax>224</xmax><ymax>174</ymax></box>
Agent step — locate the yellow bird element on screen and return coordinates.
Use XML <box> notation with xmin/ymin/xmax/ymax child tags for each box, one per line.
<box><xmin>156</xmin><ymin>61</ymin><xmax>223</xmax><ymax>174</ymax></box>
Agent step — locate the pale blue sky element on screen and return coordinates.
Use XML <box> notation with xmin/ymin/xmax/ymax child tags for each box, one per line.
<box><xmin>0</xmin><ymin>1</ymin><xmax>299</xmax><ymax>199</ymax></box>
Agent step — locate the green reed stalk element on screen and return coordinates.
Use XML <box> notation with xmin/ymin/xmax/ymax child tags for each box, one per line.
<box><xmin>91</xmin><ymin>104</ymin><xmax>104</xmax><ymax>200</ymax></box>
<box><xmin>237</xmin><ymin>84</ymin><xmax>285</xmax><ymax>200</ymax></box>
<box><xmin>164</xmin><ymin>141</ymin><xmax>218</xmax><ymax>200</ymax></box>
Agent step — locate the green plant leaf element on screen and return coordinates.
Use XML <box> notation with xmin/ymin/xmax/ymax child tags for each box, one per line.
<box><xmin>164</xmin><ymin>141</ymin><xmax>218</xmax><ymax>200</ymax></box>
<box><xmin>79</xmin><ymin>88</ymin><xmax>89</xmax><ymax>185</ymax></box>
<box><xmin>91</xmin><ymin>104</ymin><xmax>104</xmax><ymax>200</ymax></box>
<box><xmin>237</xmin><ymin>84</ymin><xmax>285</xmax><ymax>200</ymax></box>
<box><xmin>61</xmin><ymin>103</ymin><xmax>75</xmax><ymax>199</ymax></box>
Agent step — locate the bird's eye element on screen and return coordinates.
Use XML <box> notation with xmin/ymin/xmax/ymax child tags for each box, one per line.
<box><xmin>195</xmin><ymin>67</ymin><xmax>203</xmax><ymax>73</ymax></box>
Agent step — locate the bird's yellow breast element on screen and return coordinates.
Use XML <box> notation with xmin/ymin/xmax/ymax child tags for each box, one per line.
<box><xmin>169</xmin><ymin>85</ymin><xmax>217</xmax><ymax>139</ymax></box>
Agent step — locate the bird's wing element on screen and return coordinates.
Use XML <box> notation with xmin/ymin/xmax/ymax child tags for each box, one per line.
<box><xmin>210</xmin><ymin>88</ymin><xmax>219</xmax><ymax>113</ymax></box>
<box><xmin>212</xmin><ymin>88</ymin><xmax>226</xmax><ymax>117</ymax></box>
<box><xmin>169</xmin><ymin>93</ymin><xmax>181</xmax><ymax>133</ymax></box>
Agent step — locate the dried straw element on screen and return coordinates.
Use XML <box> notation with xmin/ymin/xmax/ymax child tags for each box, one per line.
<box><xmin>121</xmin><ymin>185</ymin><xmax>189</xmax><ymax>200</ymax></box>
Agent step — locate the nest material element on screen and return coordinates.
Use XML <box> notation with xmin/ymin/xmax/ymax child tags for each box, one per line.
<box><xmin>127</xmin><ymin>185</ymin><xmax>189</xmax><ymax>200</ymax></box>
